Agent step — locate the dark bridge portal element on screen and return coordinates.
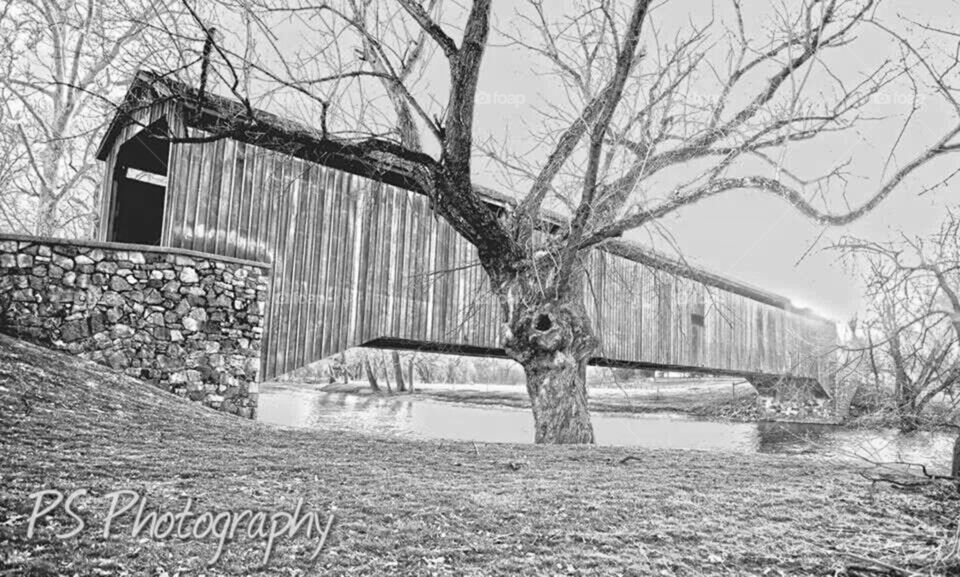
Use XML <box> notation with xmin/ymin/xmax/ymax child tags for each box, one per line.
<box><xmin>97</xmin><ymin>72</ymin><xmax>838</xmax><ymax>410</ymax></box>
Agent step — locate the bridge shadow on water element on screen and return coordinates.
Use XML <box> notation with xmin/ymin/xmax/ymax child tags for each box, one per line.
<box><xmin>258</xmin><ymin>383</ymin><xmax>953</xmax><ymax>473</ymax></box>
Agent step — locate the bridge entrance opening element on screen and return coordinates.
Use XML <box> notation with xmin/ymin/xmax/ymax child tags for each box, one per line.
<box><xmin>108</xmin><ymin>120</ymin><xmax>169</xmax><ymax>245</ymax></box>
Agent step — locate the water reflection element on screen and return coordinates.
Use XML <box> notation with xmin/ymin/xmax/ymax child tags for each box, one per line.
<box><xmin>257</xmin><ymin>383</ymin><xmax>953</xmax><ymax>472</ymax></box>
<box><xmin>756</xmin><ymin>421</ymin><xmax>834</xmax><ymax>453</ymax></box>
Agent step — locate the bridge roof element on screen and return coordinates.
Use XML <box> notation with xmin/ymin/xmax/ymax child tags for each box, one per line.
<box><xmin>97</xmin><ymin>70</ymin><xmax>831</xmax><ymax>323</ymax></box>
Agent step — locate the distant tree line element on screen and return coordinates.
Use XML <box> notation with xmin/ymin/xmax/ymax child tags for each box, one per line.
<box><xmin>277</xmin><ymin>347</ymin><xmax>686</xmax><ymax>391</ymax></box>
<box><xmin>276</xmin><ymin>348</ymin><xmax>528</xmax><ymax>388</ymax></box>
<box><xmin>0</xmin><ymin>0</ymin><xmax>192</xmax><ymax>236</ymax></box>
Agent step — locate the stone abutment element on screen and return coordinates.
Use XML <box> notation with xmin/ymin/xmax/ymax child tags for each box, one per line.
<box><xmin>0</xmin><ymin>233</ymin><xmax>269</xmax><ymax>417</ymax></box>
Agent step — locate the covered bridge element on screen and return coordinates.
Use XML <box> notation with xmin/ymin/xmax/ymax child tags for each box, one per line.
<box><xmin>95</xmin><ymin>71</ymin><xmax>839</xmax><ymax>417</ymax></box>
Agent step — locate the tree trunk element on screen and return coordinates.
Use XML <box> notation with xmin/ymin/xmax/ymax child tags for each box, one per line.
<box><xmin>521</xmin><ymin>354</ymin><xmax>594</xmax><ymax>443</ymax></box>
<box><xmin>418</xmin><ymin>361</ymin><xmax>432</xmax><ymax>384</ymax></box>
<box><xmin>339</xmin><ymin>352</ymin><xmax>349</xmax><ymax>384</ymax></box>
<box><xmin>392</xmin><ymin>351</ymin><xmax>406</xmax><ymax>392</ymax></box>
<box><xmin>363</xmin><ymin>358</ymin><xmax>380</xmax><ymax>393</ymax></box>
<box><xmin>896</xmin><ymin>387</ymin><xmax>920</xmax><ymax>432</ymax></box>
<box><xmin>375</xmin><ymin>354</ymin><xmax>392</xmax><ymax>393</ymax></box>
<box><xmin>889</xmin><ymin>337</ymin><xmax>922</xmax><ymax>432</ymax></box>
<box><xmin>952</xmin><ymin>433</ymin><xmax>960</xmax><ymax>481</ymax></box>
<box><xmin>36</xmin><ymin>188</ymin><xmax>57</xmax><ymax>237</ymax></box>
<box><xmin>407</xmin><ymin>356</ymin><xmax>416</xmax><ymax>393</ymax></box>
<box><xmin>495</xmin><ymin>257</ymin><xmax>597</xmax><ymax>444</ymax></box>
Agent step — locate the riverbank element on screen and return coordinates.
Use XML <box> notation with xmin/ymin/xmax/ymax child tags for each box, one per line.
<box><xmin>2</xmin><ymin>333</ymin><xmax>958</xmax><ymax>576</ymax></box>
<box><xmin>319</xmin><ymin>377</ymin><xmax>762</xmax><ymax>421</ymax></box>
<box><xmin>319</xmin><ymin>380</ymin><xmax>958</xmax><ymax>430</ymax></box>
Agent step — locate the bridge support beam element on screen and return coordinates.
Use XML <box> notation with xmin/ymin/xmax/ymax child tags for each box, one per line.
<box><xmin>747</xmin><ymin>375</ymin><xmax>839</xmax><ymax>424</ymax></box>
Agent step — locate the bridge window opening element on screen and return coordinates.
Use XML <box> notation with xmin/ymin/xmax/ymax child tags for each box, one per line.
<box><xmin>535</xmin><ymin>313</ymin><xmax>553</xmax><ymax>331</ymax></box>
<box><xmin>109</xmin><ymin>120</ymin><xmax>169</xmax><ymax>245</ymax></box>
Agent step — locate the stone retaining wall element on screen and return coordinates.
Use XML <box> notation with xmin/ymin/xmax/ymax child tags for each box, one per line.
<box><xmin>0</xmin><ymin>233</ymin><xmax>269</xmax><ymax>417</ymax></box>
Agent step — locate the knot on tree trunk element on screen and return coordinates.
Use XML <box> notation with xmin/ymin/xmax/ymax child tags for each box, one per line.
<box><xmin>503</xmin><ymin>301</ymin><xmax>597</xmax><ymax>370</ymax></box>
<box><xmin>530</xmin><ymin>310</ymin><xmax>566</xmax><ymax>352</ymax></box>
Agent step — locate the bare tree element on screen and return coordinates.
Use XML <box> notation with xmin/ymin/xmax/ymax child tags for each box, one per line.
<box><xmin>0</xmin><ymin>98</ymin><xmax>29</xmax><ymax>232</ymax></box>
<box><xmin>150</xmin><ymin>0</ymin><xmax>960</xmax><ymax>443</ymax></box>
<box><xmin>378</xmin><ymin>352</ymin><xmax>393</xmax><ymax>393</ymax></box>
<box><xmin>392</xmin><ymin>350</ymin><xmax>407</xmax><ymax>392</ymax></box>
<box><xmin>362</xmin><ymin>354</ymin><xmax>381</xmax><ymax>393</ymax></box>
<box><xmin>406</xmin><ymin>353</ymin><xmax>416</xmax><ymax>393</ymax></box>
<box><xmin>837</xmin><ymin>212</ymin><xmax>960</xmax><ymax>432</ymax></box>
<box><xmin>0</xmin><ymin>0</ymin><xmax>184</xmax><ymax>236</ymax></box>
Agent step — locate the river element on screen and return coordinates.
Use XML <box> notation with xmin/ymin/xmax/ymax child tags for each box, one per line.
<box><xmin>257</xmin><ymin>382</ymin><xmax>955</xmax><ymax>474</ymax></box>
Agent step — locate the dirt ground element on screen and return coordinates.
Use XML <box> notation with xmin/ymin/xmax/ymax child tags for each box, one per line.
<box><xmin>2</xmin><ymin>333</ymin><xmax>958</xmax><ymax>576</ymax></box>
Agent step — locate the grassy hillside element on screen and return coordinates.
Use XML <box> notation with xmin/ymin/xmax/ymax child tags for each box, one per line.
<box><xmin>0</xmin><ymin>333</ymin><xmax>957</xmax><ymax>576</ymax></box>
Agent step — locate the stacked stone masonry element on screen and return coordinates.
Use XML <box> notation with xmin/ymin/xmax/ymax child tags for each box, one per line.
<box><xmin>0</xmin><ymin>234</ymin><xmax>269</xmax><ymax>417</ymax></box>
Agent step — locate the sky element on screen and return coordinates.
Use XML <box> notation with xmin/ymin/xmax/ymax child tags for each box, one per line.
<box><xmin>247</xmin><ymin>0</ymin><xmax>960</xmax><ymax>323</ymax></box>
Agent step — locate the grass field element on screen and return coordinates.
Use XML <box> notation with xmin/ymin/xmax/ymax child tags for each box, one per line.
<box><xmin>2</xmin><ymin>333</ymin><xmax>958</xmax><ymax>576</ymax></box>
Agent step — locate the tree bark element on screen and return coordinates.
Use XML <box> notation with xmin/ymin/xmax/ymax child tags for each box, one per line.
<box><xmin>418</xmin><ymin>360</ymin><xmax>432</xmax><ymax>384</ymax></box>
<box><xmin>407</xmin><ymin>356</ymin><xmax>416</xmax><ymax>393</ymax></box>
<box><xmin>378</xmin><ymin>354</ymin><xmax>393</xmax><ymax>393</ymax></box>
<box><xmin>339</xmin><ymin>352</ymin><xmax>349</xmax><ymax>384</ymax></box>
<box><xmin>521</xmin><ymin>355</ymin><xmax>594</xmax><ymax>444</ymax></box>
<box><xmin>495</xmin><ymin>256</ymin><xmax>597</xmax><ymax>444</ymax></box>
<box><xmin>363</xmin><ymin>358</ymin><xmax>380</xmax><ymax>393</ymax></box>
<box><xmin>888</xmin><ymin>334</ymin><xmax>922</xmax><ymax>432</ymax></box>
<box><xmin>952</xmin><ymin>433</ymin><xmax>960</xmax><ymax>481</ymax></box>
<box><xmin>37</xmin><ymin>185</ymin><xmax>57</xmax><ymax>237</ymax></box>
<box><xmin>392</xmin><ymin>351</ymin><xmax>406</xmax><ymax>392</ymax></box>
<box><xmin>896</xmin><ymin>381</ymin><xmax>920</xmax><ymax>432</ymax></box>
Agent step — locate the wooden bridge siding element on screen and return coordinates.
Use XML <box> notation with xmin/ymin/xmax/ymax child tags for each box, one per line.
<box><xmin>158</xmin><ymin>131</ymin><xmax>834</xmax><ymax>382</ymax></box>
<box><xmin>575</xmin><ymin>248</ymin><xmax>804</xmax><ymax>377</ymax></box>
<box><xmin>586</xmin><ymin>252</ymin><xmax>830</xmax><ymax>377</ymax></box>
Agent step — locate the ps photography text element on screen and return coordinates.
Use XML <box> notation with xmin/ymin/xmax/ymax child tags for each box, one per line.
<box><xmin>26</xmin><ymin>489</ymin><xmax>336</xmax><ymax>565</ymax></box>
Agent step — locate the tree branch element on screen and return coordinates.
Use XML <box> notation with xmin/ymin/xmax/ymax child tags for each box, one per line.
<box><xmin>396</xmin><ymin>0</ymin><xmax>458</xmax><ymax>58</ymax></box>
